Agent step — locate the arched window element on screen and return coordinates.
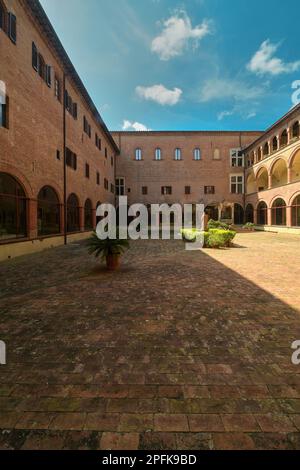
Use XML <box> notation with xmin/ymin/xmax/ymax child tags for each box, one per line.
<box><xmin>194</xmin><ymin>148</ymin><xmax>201</xmax><ymax>160</ymax></box>
<box><xmin>37</xmin><ymin>186</ymin><xmax>60</xmax><ymax>236</ymax></box>
<box><xmin>292</xmin><ymin>121</ymin><xmax>299</xmax><ymax>139</ymax></box>
<box><xmin>263</xmin><ymin>143</ymin><xmax>269</xmax><ymax>156</ymax></box>
<box><xmin>272</xmin><ymin>198</ymin><xmax>286</xmax><ymax>226</ymax></box>
<box><xmin>175</xmin><ymin>148</ymin><xmax>181</xmax><ymax>160</ymax></box>
<box><xmin>245</xmin><ymin>204</ymin><xmax>254</xmax><ymax>223</ymax></box>
<box><xmin>257</xmin><ymin>201</ymin><xmax>268</xmax><ymax>225</ymax></box>
<box><xmin>234</xmin><ymin>204</ymin><xmax>244</xmax><ymax>225</ymax></box>
<box><xmin>272</xmin><ymin>136</ymin><xmax>278</xmax><ymax>152</ymax></box>
<box><xmin>0</xmin><ymin>172</ymin><xmax>27</xmax><ymax>240</ymax></box>
<box><xmin>135</xmin><ymin>148</ymin><xmax>142</xmax><ymax>161</ymax></box>
<box><xmin>291</xmin><ymin>150</ymin><xmax>300</xmax><ymax>183</ymax></box>
<box><xmin>292</xmin><ymin>195</ymin><xmax>300</xmax><ymax>227</ymax></box>
<box><xmin>271</xmin><ymin>158</ymin><xmax>287</xmax><ymax>188</ymax></box>
<box><xmin>67</xmin><ymin>193</ymin><xmax>80</xmax><ymax>233</ymax></box>
<box><xmin>84</xmin><ymin>199</ymin><xmax>93</xmax><ymax>230</ymax></box>
<box><xmin>155</xmin><ymin>148</ymin><xmax>161</xmax><ymax>160</ymax></box>
<box><xmin>280</xmin><ymin>130</ymin><xmax>288</xmax><ymax>148</ymax></box>
<box><xmin>257</xmin><ymin>147</ymin><xmax>262</xmax><ymax>162</ymax></box>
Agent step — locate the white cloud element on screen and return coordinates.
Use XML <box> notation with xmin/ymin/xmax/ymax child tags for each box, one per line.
<box><xmin>199</xmin><ymin>78</ymin><xmax>263</xmax><ymax>102</ymax></box>
<box><xmin>122</xmin><ymin>120</ymin><xmax>150</xmax><ymax>131</ymax></box>
<box><xmin>247</xmin><ymin>40</ymin><xmax>300</xmax><ymax>76</ymax></box>
<box><xmin>217</xmin><ymin>110</ymin><xmax>234</xmax><ymax>121</ymax></box>
<box><xmin>136</xmin><ymin>84</ymin><xmax>182</xmax><ymax>106</ymax></box>
<box><xmin>151</xmin><ymin>11</ymin><xmax>212</xmax><ymax>61</ymax></box>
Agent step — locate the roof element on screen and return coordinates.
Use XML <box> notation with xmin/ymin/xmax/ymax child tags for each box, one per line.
<box><xmin>25</xmin><ymin>0</ymin><xmax>119</xmax><ymax>154</ymax></box>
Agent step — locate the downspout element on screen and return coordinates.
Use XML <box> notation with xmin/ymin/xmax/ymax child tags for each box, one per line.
<box><xmin>63</xmin><ymin>72</ymin><xmax>67</xmax><ymax>245</ymax></box>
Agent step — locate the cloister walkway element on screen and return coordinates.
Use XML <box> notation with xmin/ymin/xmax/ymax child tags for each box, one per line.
<box><xmin>0</xmin><ymin>232</ymin><xmax>300</xmax><ymax>450</ymax></box>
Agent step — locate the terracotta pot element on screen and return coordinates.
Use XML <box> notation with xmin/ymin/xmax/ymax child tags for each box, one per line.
<box><xmin>106</xmin><ymin>253</ymin><xmax>120</xmax><ymax>271</ymax></box>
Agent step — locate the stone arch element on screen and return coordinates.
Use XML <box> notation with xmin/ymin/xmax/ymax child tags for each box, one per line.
<box><xmin>271</xmin><ymin>197</ymin><xmax>287</xmax><ymax>226</ymax></box>
<box><xmin>246</xmin><ymin>172</ymin><xmax>256</xmax><ymax>194</ymax></box>
<box><xmin>67</xmin><ymin>193</ymin><xmax>80</xmax><ymax>233</ymax></box>
<box><xmin>290</xmin><ymin>149</ymin><xmax>300</xmax><ymax>183</ymax></box>
<box><xmin>291</xmin><ymin>193</ymin><xmax>300</xmax><ymax>227</ymax></box>
<box><xmin>245</xmin><ymin>204</ymin><xmax>254</xmax><ymax>223</ymax></box>
<box><xmin>270</xmin><ymin>158</ymin><xmax>288</xmax><ymax>188</ymax></box>
<box><xmin>256</xmin><ymin>200</ymin><xmax>268</xmax><ymax>225</ymax></box>
<box><xmin>84</xmin><ymin>198</ymin><xmax>93</xmax><ymax>230</ymax></box>
<box><xmin>0</xmin><ymin>172</ymin><xmax>28</xmax><ymax>240</ymax></box>
<box><xmin>256</xmin><ymin>166</ymin><xmax>268</xmax><ymax>191</ymax></box>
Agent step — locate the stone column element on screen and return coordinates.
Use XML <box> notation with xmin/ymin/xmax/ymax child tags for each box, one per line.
<box><xmin>268</xmin><ymin>173</ymin><xmax>272</xmax><ymax>190</ymax></box>
<box><xmin>267</xmin><ymin>206</ymin><xmax>272</xmax><ymax>226</ymax></box>
<box><xmin>79</xmin><ymin>206</ymin><xmax>84</xmax><ymax>232</ymax></box>
<box><xmin>286</xmin><ymin>205</ymin><xmax>292</xmax><ymax>227</ymax></box>
<box><xmin>287</xmin><ymin>166</ymin><xmax>292</xmax><ymax>184</ymax></box>
<box><xmin>28</xmin><ymin>198</ymin><xmax>37</xmax><ymax>239</ymax></box>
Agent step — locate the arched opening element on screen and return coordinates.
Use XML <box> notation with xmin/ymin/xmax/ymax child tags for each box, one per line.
<box><xmin>280</xmin><ymin>129</ymin><xmax>288</xmax><ymax>148</ymax></box>
<box><xmin>292</xmin><ymin>195</ymin><xmax>300</xmax><ymax>227</ymax></box>
<box><xmin>257</xmin><ymin>201</ymin><xmax>268</xmax><ymax>225</ymax></box>
<box><xmin>205</xmin><ymin>204</ymin><xmax>218</xmax><ymax>221</ymax></box>
<box><xmin>37</xmin><ymin>186</ymin><xmax>60</xmax><ymax>236</ymax></box>
<box><xmin>271</xmin><ymin>159</ymin><xmax>288</xmax><ymax>188</ymax></box>
<box><xmin>257</xmin><ymin>147</ymin><xmax>262</xmax><ymax>162</ymax></box>
<box><xmin>221</xmin><ymin>206</ymin><xmax>232</xmax><ymax>220</ymax></box>
<box><xmin>67</xmin><ymin>193</ymin><xmax>80</xmax><ymax>233</ymax></box>
<box><xmin>272</xmin><ymin>136</ymin><xmax>278</xmax><ymax>152</ymax></box>
<box><xmin>245</xmin><ymin>204</ymin><xmax>254</xmax><ymax>223</ymax></box>
<box><xmin>96</xmin><ymin>201</ymin><xmax>101</xmax><ymax>226</ymax></box>
<box><xmin>291</xmin><ymin>150</ymin><xmax>300</xmax><ymax>183</ymax></box>
<box><xmin>256</xmin><ymin>167</ymin><xmax>268</xmax><ymax>191</ymax></box>
<box><xmin>292</xmin><ymin>121</ymin><xmax>299</xmax><ymax>139</ymax></box>
<box><xmin>292</xmin><ymin>194</ymin><xmax>300</xmax><ymax>227</ymax></box>
<box><xmin>263</xmin><ymin>143</ymin><xmax>269</xmax><ymax>156</ymax></box>
<box><xmin>0</xmin><ymin>0</ymin><xmax>8</xmax><ymax>33</ymax></box>
<box><xmin>271</xmin><ymin>198</ymin><xmax>286</xmax><ymax>226</ymax></box>
<box><xmin>246</xmin><ymin>173</ymin><xmax>256</xmax><ymax>194</ymax></box>
<box><xmin>84</xmin><ymin>199</ymin><xmax>93</xmax><ymax>230</ymax></box>
<box><xmin>0</xmin><ymin>173</ymin><xmax>27</xmax><ymax>240</ymax></box>
<box><xmin>234</xmin><ymin>204</ymin><xmax>244</xmax><ymax>225</ymax></box>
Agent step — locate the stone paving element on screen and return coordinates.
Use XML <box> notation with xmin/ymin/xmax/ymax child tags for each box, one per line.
<box><xmin>0</xmin><ymin>232</ymin><xmax>300</xmax><ymax>450</ymax></box>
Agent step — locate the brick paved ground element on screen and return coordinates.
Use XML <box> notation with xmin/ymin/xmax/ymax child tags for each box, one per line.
<box><xmin>0</xmin><ymin>232</ymin><xmax>300</xmax><ymax>450</ymax></box>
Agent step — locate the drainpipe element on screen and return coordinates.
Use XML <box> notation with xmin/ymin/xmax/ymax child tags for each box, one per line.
<box><xmin>63</xmin><ymin>72</ymin><xmax>67</xmax><ymax>245</ymax></box>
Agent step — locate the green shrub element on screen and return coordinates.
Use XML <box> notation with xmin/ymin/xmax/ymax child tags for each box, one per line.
<box><xmin>180</xmin><ymin>228</ymin><xmax>202</xmax><ymax>242</ymax></box>
<box><xmin>207</xmin><ymin>219</ymin><xmax>230</xmax><ymax>230</ymax></box>
<box><xmin>243</xmin><ymin>222</ymin><xmax>255</xmax><ymax>230</ymax></box>
<box><xmin>180</xmin><ymin>228</ymin><xmax>236</xmax><ymax>249</ymax></box>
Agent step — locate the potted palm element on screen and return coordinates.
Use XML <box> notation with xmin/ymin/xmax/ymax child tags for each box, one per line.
<box><xmin>87</xmin><ymin>231</ymin><xmax>129</xmax><ymax>271</ymax></box>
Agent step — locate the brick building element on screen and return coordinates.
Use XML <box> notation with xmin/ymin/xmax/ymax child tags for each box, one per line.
<box><xmin>0</xmin><ymin>0</ymin><xmax>118</xmax><ymax>260</ymax></box>
<box><xmin>1</xmin><ymin>0</ymin><xmax>300</xmax><ymax>262</ymax></box>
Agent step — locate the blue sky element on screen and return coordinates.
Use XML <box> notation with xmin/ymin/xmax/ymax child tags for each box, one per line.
<box><xmin>40</xmin><ymin>0</ymin><xmax>300</xmax><ymax>131</ymax></box>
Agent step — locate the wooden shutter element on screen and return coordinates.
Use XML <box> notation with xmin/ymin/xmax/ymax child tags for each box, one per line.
<box><xmin>8</xmin><ymin>12</ymin><xmax>16</xmax><ymax>43</ymax></box>
<box><xmin>46</xmin><ymin>65</ymin><xmax>52</xmax><ymax>87</ymax></box>
<box><xmin>32</xmin><ymin>42</ymin><xmax>38</xmax><ymax>71</ymax></box>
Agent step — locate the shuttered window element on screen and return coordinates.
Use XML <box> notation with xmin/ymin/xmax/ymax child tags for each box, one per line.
<box><xmin>8</xmin><ymin>12</ymin><xmax>16</xmax><ymax>43</ymax></box>
<box><xmin>32</xmin><ymin>42</ymin><xmax>38</xmax><ymax>71</ymax></box>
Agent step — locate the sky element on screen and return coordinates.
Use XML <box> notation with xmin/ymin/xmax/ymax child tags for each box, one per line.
<box><xmin>40</xmin><ymin>0</ymin><xmax>300</xmax><ymax>132</ymax></box>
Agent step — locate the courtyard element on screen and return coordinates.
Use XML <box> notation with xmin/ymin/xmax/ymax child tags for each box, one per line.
<box><xmin>0</xmin><ymin>231</ymin><xmax>300</xmax><ymax>450</ymax></box>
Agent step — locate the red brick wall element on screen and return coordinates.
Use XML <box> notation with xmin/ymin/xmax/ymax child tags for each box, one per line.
<box><xmin>0</xmin><ymin>0</ymin><xmax>116</xmax><ymax>242</ymax></box>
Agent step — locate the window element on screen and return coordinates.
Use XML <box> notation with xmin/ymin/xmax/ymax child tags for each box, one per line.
<box><xmin>272</xmin><ymin>136</ymin><xmax>278</xmax><ymax>152</ymax></box>
<box><xmin>83</xmin><ymin>116</ymin><xmax>91</xmax><ymax>137</ymax></box>
<box><xmin>263</xmin><ymin>142</ymin><xmax>269</xmax><ymax>156</ymax></box>
<box><xmin>67</xmin><ymin>193</ymin><xmax>80</xmax><ymax>233</ymax></box>
<box><xmin>0</xmin><ymin>93</ymin><xmax>8</xmax><ymax>129</ymax></box>
<box><xmin>280</xmin><ymin>129</ymin><xmax>288</xmax><ymax>147</ymax></box>
<box><xmin>230</xmin><ymin>149</ymin><xmax>244</xmax><ymax>167</ymax></box>
<box><xmin>104</xmin><ymin>178</ymin><xmax>109</xmax><ymax>190</ymax></box>
<box><xmin>54</xmin><ymin>75</ymin><xmax>61</xmax><ymax>101</ymax></box>
<box><xmin>175</xmin><ymin>148</ymin><xmax>181</xmax><ymax>160</ymax></box>
<box><xmin>272</xmin><ymin>198</ymin><xmax>286</xmax><ymax>226</ymax></box>
<box><xmin>116</xmin><ymin>178</ymin><xmax>125</xmax><ymax>196</ymax></box>
<box><xmin>194</xmin><ymin>148</ymin><xmax>201</xmax><ymax>160</ymax></box>
<box><xmin>38</xmin><ymin>53</ymin><xmax>46</xmax><ymax>80</ymax></box>
<box><xmin>37</xmin><ymin>186</ymin><xmax>60</xmax><ymax>236</ymax></box>
<box><xmin>185</xmin><ymin>186</ymin><xmax>191</xmax><ymax>195</ymax></box>
<box><xmin>65</xmin><ymin>148</ymin><xmax>77</xmax><ymax>170</ymax></box>
<box><xmin>95</xmin><ymin>133</ymin><xmax>101</xmax><ymax>150</ymax></box>
<box><xmin>142</xmin><ymin>186</ymin><xmax>148</xmax><ymax>195</ymax></box>
<box><xmin>257</xmin><ymin>201</ymin><xmax>268</xmax><ymax>225</ymax></box>
<box><xmin>32</xmin><ymin>42</ymin><xmax>38</xmax><ymax>71</ymax></box>
<box><xmin>292</xmin><ymin>121</ymin><xmax>300</xmax><ymax>139</ymax></box>
<box><xmin>85</xmin><ymin>163</ymin><xmax>90</xmax><ymax>179</ymax></box>
<box><xmin>135</xmin><ymin>148</ymin><xmax>142</xmax><ymax>161</ymax></box>
<box><xmin>110</xmin><ymin>184</ymin><xmax>114</xmax><ymax>194</ymax></box>
<box><xmin>230</xmin><ymin>175</ymin><xmax>244</xmax><ymax>194</ymax></box>
<box><xmin>111</xmin><ymin>156</ymin><xmax>114</xmax><ymax>167</ymax></box>
<box><xmin>0</xmin><ymin>173</ymin><xmax>27</xmax><ymax>240</ymax></box>
<box><xmin>8</xmin><ymin>12</ymin><xmax>16</xmax><ymax>44</ymax></box>
<box><xmin>56</xmin><ymin>150</ymin><xmax>60</xmax><ymax>160</ymax></box>
<box><xmin>161</xmin><ymin>186</ymin><xmax>172</xmax><ymax>195</ymax></box>
<box><xmin>155</xmin><ymin>148</ymin><xmax>162</xmax><ymax>160</ymax></box>
<box><xmin>204</xmin><ymin>186</ymin><xmax>215</xmax><ymax>195</ymax></box>
<box><xmin>64</xmin><ymin>91</ymin><xmax>77</xmax><ymax>119</ymax></box>
<box><xmin>213</xmin><ymin>148</ymin><xmax>221</xmax><ymax>160</ymax></box>
<box><xmin>0</xmin><ymin>3</ymin><xmax>7</xmax><ymax>33</ymax></box>
<box><xmin>96</xmin><ymin>172</ymin><xmax>100</xmax><ymax>185</ymax></box>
